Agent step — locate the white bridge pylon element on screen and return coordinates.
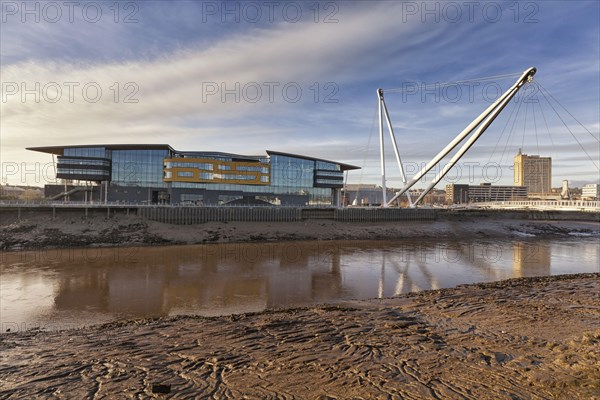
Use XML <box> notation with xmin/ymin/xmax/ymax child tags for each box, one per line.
<box><xmin>378</xmin><ymin>67</ymin><xmax>537</xmax><ymax>208</ymax></box>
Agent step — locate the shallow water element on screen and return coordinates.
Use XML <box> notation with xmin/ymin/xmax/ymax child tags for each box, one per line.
<box><xmin>1</xmin><ymin>238</ymin><xmax>598</xmax><ymax>331</ymax></box>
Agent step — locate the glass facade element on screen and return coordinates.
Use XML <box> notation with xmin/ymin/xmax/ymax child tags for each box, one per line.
<box><xmin>314</xmin><ymin>160</ymin><xmax>344</xmax><ymax>188</ymax></box>
<box><xmin>31</xmin><ymin>145</ymin><xmax>358</xmax><ymax>205</ymax></box>
<box><xmin>111</xmin><ymin>149</ymin><xmax>170</xmax><ymax>188</ymax></box>
<box><xmin>64</xmin><ymin>147</ymin><xmax>107</xmax><ymax>158</ymax></box>
<box><xmin>167</xmin><ymin>153</ymin><xmax>344</xmax><ymax>205</ymax></box>
<box><xmin>166</xmin><ymin>161</ymin><xmax>213</xmax><ymax>170</ymax></box>
<box><xmin>316</xmin><ymin>160</ymin><xmax>340</xmax><ymax>171</ymax></box>
<box><xmin>57</xmin><ymin>148</ymin><xmax>111</xmax><ymax>181</ymax></box>
<box><xmin>270</xmin><ymin>154</ymin><xmax>315</xmax><ymax>188</ymax></box>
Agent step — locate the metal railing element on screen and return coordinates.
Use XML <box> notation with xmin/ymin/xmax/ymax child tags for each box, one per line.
<box><xmin>2</xmin><ymin>199</ymin><xmax>600</xmax><ymax>211</ymax></box>
<box><xmin>0</xmin><ymin>200</ymin><xmax>342</xmax><ymax>209</ymax></box>
<box><xmin>468</xmin><ymin>200</ymin><xmax>600</xmax><ymax>212</ymax></box>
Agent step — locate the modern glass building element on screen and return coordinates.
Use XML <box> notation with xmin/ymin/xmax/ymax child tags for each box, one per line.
<box><xmin>28</xmin><ymin>144</ymin><xmax>359</xmax><ymax>206</ymax></box>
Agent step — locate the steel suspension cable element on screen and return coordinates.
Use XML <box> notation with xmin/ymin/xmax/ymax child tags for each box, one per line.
<box><xmin>499</xmin><ymin>94</ymin><xmax>524</xmax><ymax>166</ymax></box>
<box><xmin>521</xmin><ymin>100</ymin><xmax>530</xmax><ymax>151</ymax></box>
<box><xmin>486</xmin><ymin>99</ymin><xmax>518</xmax><ymax>165</ymax></box>
<box><xmin>536</xmin><ymin>81</ymin><xmax>600</xmax><ymax>143</ymax></box>
<box><xmin>537</xmin><ymin>83</ymin><xmax>599</xmax><ymax>171</ymax></box>
<box><xmin>532</xmin><ymin>95</ymin><xmax>540</xmax><ymax>156</ymax></box>
<box><xmin>354</xmin><ymin>103</ymin><xmax>378</xmax><ymax>204</ymax></box>
<box><xmin>535</xmin><ymin>85</ymin><xmax>555</xmax><ymax>147</ymax></box>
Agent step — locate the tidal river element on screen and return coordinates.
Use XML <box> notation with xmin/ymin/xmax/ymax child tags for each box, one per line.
<box><xmin>1</xmin><ymin>238</ymin><xmax>598</xmax><ymax>332</ymax></box>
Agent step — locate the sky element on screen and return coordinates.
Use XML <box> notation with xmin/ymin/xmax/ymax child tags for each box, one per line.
<box><xmin>1</xmin><ymin>0</ymin><xmax>599</xmax><ymax>189</ymax></box>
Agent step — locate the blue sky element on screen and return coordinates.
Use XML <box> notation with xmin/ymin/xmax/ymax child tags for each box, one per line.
<box><xmin>1</xmin><ymin>0</ymin><xmax>599</xmax><ymax>188</ymax></box>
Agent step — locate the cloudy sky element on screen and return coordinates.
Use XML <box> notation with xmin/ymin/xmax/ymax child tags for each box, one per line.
<box><xmin>1</xmin><ymin>0</ymin><xmax>599</xmax><ymax>188</ymax></box>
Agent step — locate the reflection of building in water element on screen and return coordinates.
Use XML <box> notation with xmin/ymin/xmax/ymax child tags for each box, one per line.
<box><xmin>46</xmin><ymin>241</ymin><xmax>556</xmax><ymax>319</ymax></box>
<box><xmin>581</xmin><ymin>244</ymin><xmax>600</xmax><ymax>270</ymax></box>
<box><xmin>512</xmin><ymin>242</ymin><xmax>551</xmax><ymax>277</ymax></box>
<box><xmin>50</xmin><ymin>243</ymin><xmax>345</xmax><ymax>318</ymax></box>
<box><xmin>53</xmin><ymin>270</ymin><xmax>109</xmax><ymax>311</ymax></box>
<box><xmin>266</xmin><ymin>242</ymin><xmax>343</xmax><ymax>306</ymax></box>
<box><xmin>162</xmin><ymin>278</ymin><xmax>268</xmax><ymax>316</ymax></box>
<box><xmin>54</xmin><ymin>264</ymin><xmax>166</xmax><ymax>317</ymax></box>
<box><xmin>107</xmin><ymin>268</ymin><xmax>164</xmax><ymax>315</ymax></box>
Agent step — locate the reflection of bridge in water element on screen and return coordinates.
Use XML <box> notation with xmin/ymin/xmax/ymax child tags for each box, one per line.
<box><xmin>375</xmin><ymin>241</ymin><xmax>554</xmax><ymax>297</ymax></box>
<box><xmin>2</xmin><ymin>239</ymin><xmax>598</xmax><ymax>330</ymax></box>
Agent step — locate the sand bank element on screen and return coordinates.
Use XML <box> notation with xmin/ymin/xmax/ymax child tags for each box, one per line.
<box><xmin>1</xmin><ymin>211</ymin><xmax>599</xmax><ymax>250</ymax></box>
<box><xmin>1</xmin><ymin>273</ymin><xmax>598</xmax><ymax>399</ymax></box>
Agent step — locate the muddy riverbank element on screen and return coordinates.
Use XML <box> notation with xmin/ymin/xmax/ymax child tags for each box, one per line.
<box><xmin>0</xmin><ymin>273</ymin><xmax>598</xmax><ymax>399</ymax></box>
<box><xmin>1</xmin><ymin>211</ymin><xmax>599</xmax><ymax>250</ymax></box>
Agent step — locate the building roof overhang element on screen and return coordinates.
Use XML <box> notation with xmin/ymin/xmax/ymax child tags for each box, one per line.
<box><xmin>26</xmin><ymin>145</ymin><xmax>361</xmax><ymax>171</ymax></box>
<box><xmin>27</xmin><ymin>144</ymin><xmax>174</xmax><ymax>156</ymax></box>
<box><xmin>266</xmin><ymin>150</ymin><xmax>360</xmax><ymax>171</ymax></box>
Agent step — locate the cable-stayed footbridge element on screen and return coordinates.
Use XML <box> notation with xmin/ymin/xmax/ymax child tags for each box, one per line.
<box><xmin>361</xmin><ymin>67</ymin><xmax>599</xmax><ymax>212</ymax></box>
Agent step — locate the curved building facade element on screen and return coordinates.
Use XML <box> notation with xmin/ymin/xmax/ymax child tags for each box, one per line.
<box><xmin>28</xmin><ymin>145</ymin><xmax>359</xmax><ymax>206</ymax></box>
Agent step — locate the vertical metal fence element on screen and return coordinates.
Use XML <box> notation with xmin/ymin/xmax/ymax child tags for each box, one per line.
<box><xmin>136</xmin><ymin>206</ymin><xmax>438</xmax><ymax>224</ymax></box>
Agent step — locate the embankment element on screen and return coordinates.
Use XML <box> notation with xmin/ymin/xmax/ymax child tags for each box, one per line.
<box><xmin>1</xmin><ymin>206</ymin><xmax>599</xmax><ymax>250</ymax></box>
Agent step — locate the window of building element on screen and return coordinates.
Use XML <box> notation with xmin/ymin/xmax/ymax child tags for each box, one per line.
<box><xmin>237</xmin><ymin>165</ymin><xmax>268</xmax><ymax>172</ymax></box>
<box><xmin>111</xmin><ymin>149</ymin><xmax>169</xmax><ymax>188</ymax></box>
<box><xmin>64</xmin><ymin>147</ymin><xmax>106</xmax><ymax>158</ymax></box>
<box><xmin>315</xmin><ymin>170</ymin><xmax>343</xmax><ymax>177</ymax></box>
<box><xmin>270</xmin><ymin>155</ymin><xmax>315</xmax><ymax>189</ymax></box>
<box><xmin>316</xmin><ymin>160</ymin><xmax>340</xmax><ymax>171</ymax></box>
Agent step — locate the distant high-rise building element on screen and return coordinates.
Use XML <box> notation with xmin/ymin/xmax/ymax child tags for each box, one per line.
<box><xmin>514</xmin><ymin>149</ymin><xmax>552</xmax><ymax>194</ymax></box>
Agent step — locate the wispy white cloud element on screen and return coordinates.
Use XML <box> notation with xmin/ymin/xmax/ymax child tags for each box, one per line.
<box><xmin>1</xmin><ymin>4</ymin><xmax>423</xmax><ymax>151</ymax></box>
<box><xmin>1</xmin><ymin>1</ymin><xmax>598</xmax><ymax>188</ymax></box>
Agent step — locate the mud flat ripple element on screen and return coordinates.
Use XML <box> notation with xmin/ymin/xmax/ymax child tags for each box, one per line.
<box><xmin>1</xmin><ymin>273</ymin><xmax>598</xmax><ymax>399</ymax></box>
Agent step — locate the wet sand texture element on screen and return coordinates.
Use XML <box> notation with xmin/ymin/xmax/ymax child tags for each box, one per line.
<box><xmin>1</xmin><ymin>273</ymin><xmax>598</xmax><ymax>399</ymax></box>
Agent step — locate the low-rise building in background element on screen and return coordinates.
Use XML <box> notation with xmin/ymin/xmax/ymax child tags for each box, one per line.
<box><xmin>582</xmin><ymin>183</ymin><xmax>600</xmax><ymax>200</ymax></box>
<box><xmin>446</xmin><ymin>183</ymin><xmax>528</xmax><ymax>204</ymax></box>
